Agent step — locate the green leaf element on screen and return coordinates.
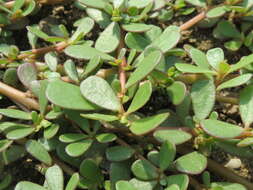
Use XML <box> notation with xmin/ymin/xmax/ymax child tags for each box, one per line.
<box><xmin>116</xmin><ymin>181</ymin><xmax>137</xmax><ymax>190</ymax></box>
<box><xmin>79</xmin><ymin>159</ymin><xmax>103</xmax><ymax>184</ymax></box>
<box><xmin>110</xmin><ymin>162</ymin><xmax>131</xmax><ymax>189</ymax></box>
<box><xmin>15</xmin><ymin>181</ymin><xmax>46</xmax><ymax>190</ymax></box>
<box><xmin>64</xmin><ymin>44</ymin><xmax>114</xmax><ymax>61</ymax></box>
<box><xmin>13</xmin><ymin>0</ymin><xmax>25</xmax><ymax>12</ymax></box>
<box><xmin>154</xmin><ymin>130</ymin><xmax>192</xmax><ymax>145</ymax></box>
<box><xmin>80</xmin><ymin>76</ymin><xmax>121</xmax><ymax>111</ymax></box>
<box><xmin>46</xmin><ymin>79</ymin><xmax>98</xmax><ymax>110</ymax></box>
<box><xmin>175</xmin><ymin>64</ymin><xmax>217</xmax><ymax>75</ymax></box>
<box><xmin>189</xmin><ymin>47</ymin><xmax>209</xmax><ymax>68</ymax></box>
<box><xmin>175</xmin><ymin>151</ymin><xmax>207</xmax><ymax>174</ymax></box>
<box><xmin>44</xmin><ymin>124</ymin><xmax>59</xmax><ymax>139</ymax></box>
<box><xmin>191</xmin><ymin>80</ymin><xmax>215</xmax><ymax>120</ymax></box>
<box><xmin>3</xmin><ymin>68</ymin><xmax>18</xmax><ymax>87</ymax></box>
<box><xmin>27</xmin><ymin>26</ymin><xmax>50</xmax><ymax>40</ymax></box>
<box><xmin>0</xmin><ymin>139</ymin><xmax>12</xmax><ymax>152</ymax></box>
<box><xmin>228</xmin><ymin>54</ymin><xmax>253</xmax><ymax>74</ymax></box>
<box><xmin>215</xmin><ymin>140</ymin><xmax>253</xmax><ymax>158</ymax></box>
<box><xmin>45</xmin><ymin>52</ymin><xmax>58</xmax><ymax>72</ymax></box>
<box><xmin>95</xmin><ymin>22</ymin><xmax>120</xmax><ymax>53</ymax></box>
<box><xmin>122</xmin><ymin>23</ymin><xmax>152</xmax><ymax>33</ymax></box>
<box><xmin>201</xmin><ymin>119</ymin><xmax>244</xmax><ymax>139</ymax></box>
<box><xmin>211</xmin><ymin>182</ymin><xmax>246</xmax><ymax>190</ymax></box>
<box><xmin>130</xmin><ymin>113</ymin><xmax>169</xmax><ymax>135</ymax></box>
<box><xmin>17</xmin><ymin>63</ymin><xmax>37</xmax><ymax>87</ymax></box>
<box><xmin>81</xmin><ymin>113</ymin><xmax>119</xmax><ymax>121</ymax></box>
<box><xmin>106</xmin><ymin>145</ymin><xmax>135</xmax><ymax>162</ymax></box>
<box><xmin>217</xmin><ymin>74</ymin><xmax>252</xmax><ymax>91</ymax></box>
<box><xmin>39</xmin><ymin>80</ymin><xmax>49</xmax><ymax>115</ymax></box>
<box><xmin>22</xmin><ymin>0</ymin><xmax>36</xmax><ymax>16</ymax></box>
<box><xmin>96</xmin><ymin>133</ymin><xmax>117</xmax><ymax>143</ymax></box>
<box><xmin>206</xmin><ymin>48</ymin><xmax>224</xmax><ymax>70</ymax></box>
<box><xmin>64</xmin><ymin>60</ymin><xmax>79</xmax><ymax>83</ymax></box>
<box><xmin>0</xmin><ymin>109</ymin><xmax>31</xmax><ymax>120</ymax></box>
<box><xmin>185</xmin><ymin>0</ymin><xmax>206</xmax><ymax>7</ymax></box>
<box><xmin>0</xmin><ymin>173</ymin><xmax>12</xmax><ymax>190</ymax></box>
<box><xmin>66</xmin><ymin>173</ymin><xmax>79</xmax><ymax>190</ymax></box>
<box><xmin>6</xmin><ymin>127</ymin><xmax>34</xmax><ymax>140</ymax></box>
<box><xmin>239</xmin><ymin>85</ymin><xmax>253</xmax><ymax>127</ymax></box>
<box><xmin>86</xmin><ymin>8</ymin><xmax>110</xmax><ymax>28</ymax></box>
<box><xmin>0</xmin><ymin>145</ymin><xmax>26</xmax><ymax>165</ymax></box>
<box><xmin>126</xmin><ymin>50</ymin><xmax>162</xmax><ymax>88</ymax></box>
<box><xmin>65</xmin><ymin>139</ymin><xmax>93</xmax><ymax>157</ymax></box>
<box><xmin>159</xmin><ymin>140</ymin><xmax>176</xmax><ymax>171</ymax></box>
<box><xmin>83</xmin><ymin>56</ymin><xmax>101</xmax><ymax>77</ymax></box>
<box><xmin>25</xmin><ymin>140</ymin><xmax>52</xmax><ymax>165</ymax></box>
<box><xmin>166</xmin><ymin>174</ymin><xmax>189</xmax><ymax>190</ymax></box>
<box><xmin>214</xmin><ymin>20</ymin><xmax>241</xmax><ymax>39</ymax></box>
<box><xmin>131</xmin><ymin>159</ymin><xmax>158</xmax><ymax>181</ymax></box>
<box><xmin>125</xmin><ymin>33</ymin><xmax>150</xmax><ymax>52</ymax></box>
<box><xmin>70</xmin><ymin>17</ymin><xmax>95</xmax><ymax>43</ymax></box>
<box><xmin>59</xmin><ymin>133</ymin><xmax>88</xmax><ymax>143</ymax></box>
<box><xmin>129</xmin><ymin>178</ymin><xmax>157</xmax><ymax>190</ymax></box>
<box><xmin>165</xmin><ymin>184</ymin><xmax>180</xmax><ymax>190</ymax></box>
<box><xmin>127</xmin><ymin>81</ymin><xmax>152</xmax><ymax>114</ymax></box>
<box><xmin>237</xmin><ymin>137</ymin><xmax>253</xmax><ymax>147</ymax></box>
<box><xmin>45</xmin><ymin>165</ymin><xmax>64</xmax><ymax>190</ymax></box>
<box><xmin>167</xmin><ymin>81</ymin><xmax>186</xmax><ymax>105</ymax></box>
<box><xmin>224</xmin><ymin>40</ymin><xmax>242</xmax><ymax>51</ymax></box>
<box><xmin>128</xmin><ymin>0</ymin><xmax>153</xmax><ymax>8</ymax></box>
<box><xmin>151</xmin><ymin>26</ymin><xmax>181</xmax><ymax>53</ymax></box>
<box><xmin>206</xmin><ymin>6</ymin><xmax>227</xmax><ymax>18</ymax></box>
<box><xmin>78</xmin><ymin>0</ymin><xmax>108</xmax><ymax>9</ymax></box>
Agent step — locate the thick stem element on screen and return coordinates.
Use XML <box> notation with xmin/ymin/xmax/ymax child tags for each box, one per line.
<box><xmin>216</xmin><ymin>95</ymin><xmax>238</xmax><ymax>105</ymax></box>
<box><xmin>0</xmin><ymin>81</ymin><xmax>39</xmax><ymax>110</ymax></box>
<box><xmin>180</xmin><ymin>11</ymin><xmax>206</xmax><ymax>31</ymax></box>
<box><xmin>118</xmin><ymin>31</ymin><xmax>127</xmax><ymax>96</ymax></box>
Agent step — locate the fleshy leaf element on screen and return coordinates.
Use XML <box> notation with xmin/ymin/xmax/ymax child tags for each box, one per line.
<box><xmin>106</xmin><ymin>145</ymin><xmax>135</xmax><ymax>162</ymax></box>
<box><xmin>167</xmin><ymin>81</ymin><xmax>186</xmax><ymax>105</ymax></box>
<box><xmin>175</xmin><ymin>151</ymin><xmax>207</xmax><ymax>174</ymax></box>
<box><xmin>17</xmin><ymin>63</ymin><xmax>37</xmax><ymax>87</ymax></box>
<box><xmin>125</xmin><ymin>33</ymin><xmax>150</xmax><ymax>52</ymax></box>
<box><xmin>130</xmin><ymin>113</ymin><xmax>169</xmax><ymax>135</ymax></box>
<box><xmin>211</xmin><ymin>182</ymin><xmax>246</xmax><ymax>190</ymax></box>
<box><xmin>122</xmin><ymin>23</ymin><xmax>152</xmax><ymax>33</ymax></box>
<box><xmin>239</xmin><ymin>85</ymin><xmax>253</xmax><ymax>127</ymax></box>
<box><xmin>81</xmin><ymin>113</ymin><xmax>119</xmax><ymax>121</ymax></box>
<box><xmin>159</xmin><ymin>140</ymin><xmax>176</xmax><ymax>171</ymax></box>
<box><xmin>206</xmin><ymin>48</ymin><xmax>224</xmax><ymax>71</ymax></box>
<box><xmin>126</xmin><ymin>50</ymin><xmax>162</xmax><ymax>88</ymax></box>
<box><xmin>189</xmin><ymin>47</ymin><xmax>209</xmax><ymax>68</ymax></box>
<box><xmin>206</xmin><ymin>6</ymin><xmax>227</xmax><ymax>18</ymax></box>
<box><xmin>64</xmin><ymin>44</ymin><xmax>114</xmax><ymax>61</ymax></box>
<box><xmin>191</xmin><ymin>80</ymin><xmax>215</xmax><ymax>121</ymax></box>
<box><xmin>185</xmin><ymin>0</ymin><xmax>206</xmax><ymax>7</ymax></box>
<box><xmin>25</xmin><ymin>140</ymin><xmax>52</xmax><ymax>165</ymax></box>
<box><xmin>45</xmin><ymin>52</ymin><xmax>58</xmax><ymax>72</ymax></box>
<box><xmin>217</xmin><ymin>74</ymin><xmax>252</xmax><ymax>91</ymax></box>
<box><xmin>127</xmin><ymin>81</ymin><xmax>152</xmax><ymax>114</ymax></box>
<box><xmin>116</xmin><ymin>181</ymin><xmax>138</xmax><ymax>190</ymax></box>
<box><xmin>131</xmin><ymin>159</ymin><xmax>159</xmax><ymax>180</ymax></box>
<box><xmin>15</xmin><ymin>181</ymin><xmax>46</xmax><ymax>190</ymax></box>
<box><xmin>65</xmin><ymin>173</ymin><xmax>79</xmax><ymax>190</ymax></box>
<box><xmin>175</xmin><ymin>64</ymin><xmax>216</xmax><ymax>75</ymax></box>
<box><xmin>96</xmin><ymin>133</ymin><xmax>117</xmax><ymax>143</ymax></box>
<box><xmin>201</xmin><ymin>119</ymin><xmax>244</xmax><ymax>139</ymax></box>
<box><xmin>65</xmin><ymin>139</ymin><xmax>93</xmax><ymax>157</ymax></box>
<box><xmin>78</xmin><ymin>0</ymin><xmax>108</xmax><ymax>9</ymax></box>
<box><xmin>64</xmin><ymin>60</ymin><xmax>79</xmax><ymax>83</ymax></box>
<box><xmin>45</xmin><ymin>165</ymin><xmax>64</xmax><ymax>190</ymax></box>
<box><xmin>165</xmin><ymin>184</ymin><xmax>180</xmax><ymax>190</ymax></box>
<box><xmin>154</xmin><ymin>130</ymin><xmax>192</xmax><ymax>145</ymax></box>
<box><xmin>46</xmin><ymin>79</ymin><xmax>98</xmax><ymax>111</ymax></box>
<box><xmin>59</xmin><ymin>133</ymin><xmax>88</xmax><ymax>143</ymax></box>
<box><xmin>151</xmin><ymin>26</ymin><xmax>181</xmax><ymax>53</ymax></box>
<box><xmin>80</xmin><ymin>76</ymin><xmax>121</xmax><ymax>111</ymax></box>
<box><xmin>95</xmin><ymin>22</ymin><xmax>120</xmax><ymax>53</ymax></box>
<box><xmin>166</xmin><ymin>174</ymin><xmax>189</xmax><ymax>190</ymax></box>
<box><xmin>0</xmin><ymin>109</ymin><xmax>31</xmax><ymax>120</ymax></box>
<box><xmin>79</xmin><ymin>159</ymin><xmax>103</xmax><ymax>185</ymax></box>
<box><xmin>6</xmin><ymin>127</ymin><xmax>34</xmax><ymax>140</ymax></box>
<box><xmin>128</xmin><ymin>0</ymin><xmax>153</xmax><ymax>8</ymax></box>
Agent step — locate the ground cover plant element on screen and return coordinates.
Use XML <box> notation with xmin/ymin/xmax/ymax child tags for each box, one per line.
<box><xmin>1</xmin><ymin>0</ymin><xmax>253</xmax><ymax>189</ymax></box>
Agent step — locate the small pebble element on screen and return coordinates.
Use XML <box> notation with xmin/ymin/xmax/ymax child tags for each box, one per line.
<box><xmin>224</xmin><ymin>158</ymin><xmax>242</xmax><ymax>169</ymax></box>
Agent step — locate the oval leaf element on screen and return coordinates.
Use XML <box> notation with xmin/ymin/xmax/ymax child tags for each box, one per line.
<box><xmin>131</xmin><ymin>159</ymin><xmax>159</xmax><ymax>180</ymax></box>
<box><xmin>0</xmin><ymin>109</ymin><xmax>31</xmax><ymax>120</ymax></box>
<box><xmin>201</xmin><ymin>119</ymin><xmax>244</xmax><ymax>139</ymax></box>
<box><xmin>46</xmin><ymin>79</ymin><xmax>98</xmax><ymax>111</ymax></box>
<box><xmin>239</xmin><ymin>85</ymin><xmax>253</xmax><ymax>127</ymax></box>
<box><xmin>191</xmin><ymin>80</ymin><xmax>215</xmax><ymax>120</ymax></box>
<box><xmin>80</xmin><ymin>76</ymin><xmax>121</xmax><ymax>111</ymax></box>
<box><xmin>106</xmin><ymin>145</ymin><xmax>135</xmax><ymax>162</ymax></box>
<box><xmin>130</xmin><ymin>113</ymin><xmax>169</xmax><ymax>135</ymax></box>
<box><xmin>25</xmin><ymin>140</ymin><xmax>52</xmax><ymax>165</ymax></box>
<box><xmin>65</xmin><ymin>139</ymin><xmax>93</xmax><ymax>157</ymax></box>
<box><xmin>122</xmin><ymin>23</ymin><xmax>152</xmax><ymax>33</ymax></box>
<box><xmin>175</xmin><ymin>151</ymin><xmax>207</xmax><ymax>175</ymax></box>
<box><xmin>116</xmin><ymin>181</ymin><xmax>137</xmax><ymax>190</ymax></box>
<box><xmin>45</xmin><ymin>165</ymin><xmax>64</xmax><ymax>190</ymax></box>
<box><xmin>15</xmin><ymin>181</ymin><xmax>46</xmax><ymax>190</ymax></box>
<box><xmin>17</xmin><ymin>63</ymin><xmax>37</xmax><ymax>87</ymax></box>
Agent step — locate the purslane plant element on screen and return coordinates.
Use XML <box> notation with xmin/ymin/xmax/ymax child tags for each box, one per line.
<box><xmin>0</xmin><ymin>0</ymin><xmax>253</xmax><ymax>190</ymax></box>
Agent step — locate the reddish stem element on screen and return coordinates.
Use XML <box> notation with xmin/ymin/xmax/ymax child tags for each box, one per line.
<box><xmin>180</xmin><ymin>11</ymin><xmax>206</xmax><ymax>31</ymax></box>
